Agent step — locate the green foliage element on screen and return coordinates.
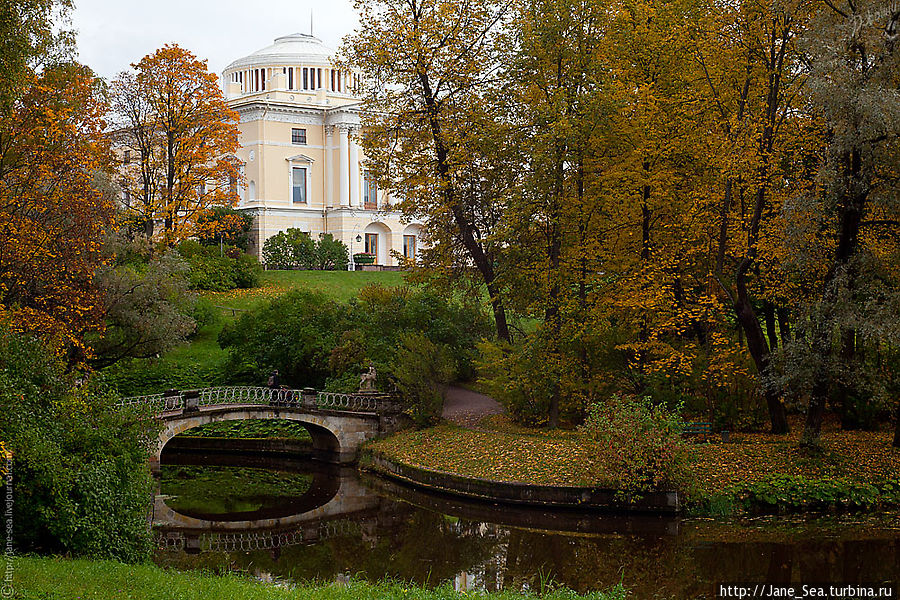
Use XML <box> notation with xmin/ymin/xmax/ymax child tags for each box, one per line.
<box><xmin>176</xmin><ymin>418</ymin><xmax>312</xmax><ymax>440</ymax></box>
<box><xmin>196</xmin><ymin>206</ymin><xmax>253</xmax><ymax>250</ymax></box>
<box><xmin>579</xmin><ymin>395</ymin><xmax>688</xmax><ymax>500</ymax></box>
<box><xmin>389</xmin><ymin>333</ymin><xmax>455</xmax><ymax>427</ymax></box>
<box><xmin>219</xmin><ymin>285</ymin><xmax>490</xmax><ymax>392</ymax></box>
<box><xmin>178</xmin><ymin>241</ymin><xmax>261</xmax><ymax>291</ymax></box>
<box><xmin>14</xmin><ymin>555</ymin><xmax>627</xmax><ymax>600</ymax></box>
<box><xmin>91</xmin><ymin>236</ymin><xmax>196</xmax><ymax>368</ymax></box>
<box><xmin>219</xmin><ymin>289</ymin><xmax>345</xmax><ymax>388</ymax></box>
<box><xmin>263</xmin><ymin>229</ymin><xmax>350</xmax><ymax>270</ymax></box>
<box><xmin>314</xmin><ymin>233</ymin><xmax>350</xmax><ymax>270</ymax></box>
<box><xmin>0</xmin><ymin>326</ymin><xmax>155</xmax><ymax>561</ymax></box>
<box><xmin>694</xmin><ymin>475</ymin><xmax>900</xmax><ymax>515</ymax></box>
<box><xmin>477</xmin><ymin>339</ymin><xmax>552</xmax><ymax>426</ymax></box>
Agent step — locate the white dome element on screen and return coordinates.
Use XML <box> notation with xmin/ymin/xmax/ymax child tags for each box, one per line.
<box><xmin>226</xmin><ymin>33</ymin><xmax>335</xmax><ymax>71</ymax></box>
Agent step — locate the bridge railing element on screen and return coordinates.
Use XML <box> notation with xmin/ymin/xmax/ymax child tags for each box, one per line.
<box><xmin>118</xmin><ymin>392</ymin><xmax>184</xmax><ymax>413</ymax></box>
<box><xmin>156</xmin><ymin>519</ymin><xmax>360</xmax><ymax>552</ymax></box>
<box><xmin>119</xmin><ymin>386</ymin><xmax>397</xmax><ymax>415</ymax></box>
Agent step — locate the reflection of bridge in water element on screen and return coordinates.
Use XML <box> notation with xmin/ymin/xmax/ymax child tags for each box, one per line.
<box><xmin>153</xmin><ymin>455</ymin><xmax>386</xmax><ymax>553</ymax></box>
<box><xmin>119</xmin><ymin>386</ymin><xmax>404</xmax><ymax>468</ymax></box>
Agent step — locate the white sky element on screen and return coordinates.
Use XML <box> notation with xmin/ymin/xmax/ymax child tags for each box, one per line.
<box><xmin>70</xmin><ymin>0</ymin><xmax>359</xmax><ymax>81</ymax></box>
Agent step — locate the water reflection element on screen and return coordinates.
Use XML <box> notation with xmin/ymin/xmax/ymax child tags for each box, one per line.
<box><xmin>155</xmin><ymin>451</ymin><xmax>900</xmax><ymax>598</ymax></box>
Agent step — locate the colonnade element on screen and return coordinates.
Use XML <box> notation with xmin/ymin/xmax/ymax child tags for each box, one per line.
<box><xmin>328</xmin><ymin>125</ymin><xmax>363</xmax><ymax>208</ymax></box>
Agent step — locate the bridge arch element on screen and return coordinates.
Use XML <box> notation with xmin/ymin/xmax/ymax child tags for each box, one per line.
<box><xmin>153</xmin><ymin>406</ymin><xmax>375</xmax><ymax>469</ymax></box>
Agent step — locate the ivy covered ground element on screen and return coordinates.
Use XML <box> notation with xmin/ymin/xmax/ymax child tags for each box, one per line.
<box><xmin>366</xmin><ymin>414</ymin><xmax>900</xmax><ymax>514</ymax></box>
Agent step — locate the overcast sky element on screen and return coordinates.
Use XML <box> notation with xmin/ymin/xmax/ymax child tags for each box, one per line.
<box><xmin>70</xmin><ymin>0</ymin><xmax>359</xmax><ymax>81</ymax></box>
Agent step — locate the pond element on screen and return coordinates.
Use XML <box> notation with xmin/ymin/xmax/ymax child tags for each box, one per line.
<box><xmin>154</xmin><ymin>451</ymin><xmax>900</xmax><ymax>598</ymax></box>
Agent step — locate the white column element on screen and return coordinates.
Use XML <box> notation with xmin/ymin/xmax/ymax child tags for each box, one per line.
<box><xmin>325</xmin><ymin>127</ymin><xmax>334</xmax><ymax>208</ymax></box>
<box><xmin>338</xmin><ymin>127</ymin><xmax>350</xmax><ymax>207</ymax></box>
<box><xmin>349</xmin><ymin>129</ymin><xmax>360</xmax><ymax>207</ymax></box>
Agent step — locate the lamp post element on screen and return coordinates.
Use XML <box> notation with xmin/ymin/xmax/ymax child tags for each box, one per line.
<box><xmin>350</xmin><ymin>232</ymin><xmax>362</xmax><ymax>271</ymax></box>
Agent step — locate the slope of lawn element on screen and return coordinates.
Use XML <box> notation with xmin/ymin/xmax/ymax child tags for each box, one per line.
<box><xmin>103</xmin><ymin>271</ymin><xmax>406</xmax><ymax>397</ymax></box>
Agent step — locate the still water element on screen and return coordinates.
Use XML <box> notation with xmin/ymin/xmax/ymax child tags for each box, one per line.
<box><xmin>154</xmin><ymin>451</ymin><xmax>900</xmax><ymax>598</ymax></box>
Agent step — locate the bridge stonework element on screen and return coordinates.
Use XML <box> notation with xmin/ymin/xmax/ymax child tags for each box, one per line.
<box><xmin>121</xmin><ymin>387</ymin><xmax>405</xmax><ymax>471</ymax></box>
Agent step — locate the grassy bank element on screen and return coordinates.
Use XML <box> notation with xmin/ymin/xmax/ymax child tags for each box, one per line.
<box><xmin>103</xmin><ymin>270</ymin><xmax>405</xmax><ymax>397</ymax></box>
<box><xmin>366</xmin><ymin>415</ymin><xmax>900</xmax><ymax>514</ymax></box>
<box><xmin>11</xmin><ymin>556</ymin><xmax>624</xmax><ymax>600</ymax></box>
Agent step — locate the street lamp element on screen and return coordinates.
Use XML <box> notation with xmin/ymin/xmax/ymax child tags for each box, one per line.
<box><xmin>350</xmin><ymin>232</ymin><xmax>363</xmax><ymax>271</ymax></box>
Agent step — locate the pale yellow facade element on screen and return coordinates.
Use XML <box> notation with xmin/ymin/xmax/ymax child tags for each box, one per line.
<box><xmin>224</xmin><ymin>33</ymin><xmax>422</xmax><ymax>267</ymax></box>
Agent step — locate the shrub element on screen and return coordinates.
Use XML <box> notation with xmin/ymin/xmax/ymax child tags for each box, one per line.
<box><xmin>179</xmin><ymin>244</ymin><xmax>261</xmax><ymax>291</ymax></box>
<box><xmin>579</xmin><ymin>394</ymin><xmax>688</xmax><ymax>500</ymax></box>
<box><xmin>196</xmin><ymin>206</ymin><xmax>253</xmax><ymax>251</ymax></box>
<box><xmin>0</xmin><ymin>326</ymin><xmax>156</xmax><ymax>561</ymax></box>
<box><xmin>218</xmin><ymin>285</ymin><xmax>490</xmax><ymax>392</ymax></box>
<box><xmin>314</xmin><ymin>233</ymin><xmax>349</xmax><ymax>270</ymax></box>
<box><xmin>262</xmin><ymin>228</ymin><xmax>315</xmax><ymax>269</ymax></box>
<box><xmin>389</xmin><ymin>333</ymin><xmax>455</xmax><ymax>427</ymax></box>
<box><xmin>219</xmin><ymin>289</ymin><xmax>345</xmax><ymax>388</ymax></box>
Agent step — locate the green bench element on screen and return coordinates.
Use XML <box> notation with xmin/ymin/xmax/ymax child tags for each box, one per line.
<box><xmin>682</xmin><ymin>421</ymin><xmax>713</xmax><ymax>436</ymax></box>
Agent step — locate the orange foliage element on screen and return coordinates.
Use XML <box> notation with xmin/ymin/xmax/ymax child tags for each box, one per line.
<box><xmin>0</xmin><ymin>64</ymin><xmax>114</xmax><ymax>352</ymax></box>
<box><xmin>112</xmin><ymin>44</ymin><xmax>242</xmax><ymax>247</ymax></box>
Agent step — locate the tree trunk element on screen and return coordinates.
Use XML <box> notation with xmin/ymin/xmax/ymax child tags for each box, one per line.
<box><xmin>763</xmin><ymin>301</ymin><xmax>778</xmax><ymax>350</ymax></box>
<box><xmin>776</xmin><ymin>306</ymin><xmax>791</xmax><ymax>346</ymax></box>
<box><xmin>893</xmin><ymin>399</ymin><xmax>900</xmax><ymax>448</ymax></box>
<box><xmin>417</xmin><ymin>71</ymin><xmax>511</xmax><ymax>342</ymax></box>
<box><xmin>803</xmin><ymin>149</ymin><xmax>867</xmax><ymax>444</ymax></box>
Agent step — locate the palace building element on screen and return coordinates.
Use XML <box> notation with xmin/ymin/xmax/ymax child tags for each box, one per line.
<box><xmin>222</xmin><ymin>33</ymin><xmax>421</xmax><ymax>267</ymax></box>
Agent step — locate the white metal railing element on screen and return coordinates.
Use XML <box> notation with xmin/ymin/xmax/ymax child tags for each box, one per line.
<box><xmin>316</xmin><ymin>391</ymin><xmax>381</xmax><ymax>412</ymax></box>
<box><xmin>120</xmin><ymin>386</ymin><xmax>389</xmax><ymax>414</ymax></box>
<box><xmin>118</xmin><ymin>392</ymin><xmax>183</xmax><ymax>413</ymax></box>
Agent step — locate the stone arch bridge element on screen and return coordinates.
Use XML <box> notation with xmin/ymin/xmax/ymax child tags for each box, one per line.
<box><xmin>119</xmin><ymin>387</ymin><xmax>404</xmax><ymax>469</ymax></box>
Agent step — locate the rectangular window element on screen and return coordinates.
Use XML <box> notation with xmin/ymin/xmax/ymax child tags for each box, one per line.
<box><xmin>337</xmin><ymin>70</ymin><xmax>341</xmax><ymax>92</ymax></box>
<box><xmin>330</xmin><ymin>69</ymin><xmax>335</xmax><ymax>91</ymax></box>
<box><xmin>291</xmin><ymin>128</ymin><xmax>307</xmax><ymax>145</ymax></box>
<box><xmin>303</xmin><ymin>68</ymin><xmax>308</xmax><ymax>90</ymax></box>
<box><xmin>288</xmin><ymin>67</ymin><xmax>293</xmax><ymax>89</ymax></box>
<box><xmin>403</xmin><ymin>235</ymin><xmax>416</xmax><ymax>259</ymax></box>
<box><xmin>363</xmin><ymin>171</ymin><xmax>377</xmax><ymax>209</ymax></box>
<box><xmin>317</xmin><ymin>68</ymin><xmax>322</xmax><ymax>89</ymax></box>
<box><xmin>292</xmin><ymin>167</ymin><xmax>307</xmax><ymax>204</ymax></box>
<box><xmin>123</xmin><ymin>150</ymin><xmax>131</xmax><ymax>165</ymax></box>
<box><xmin>364</xmin><ymin>233</ymin><xmax>378</xmax><ymax>257</ymax></box>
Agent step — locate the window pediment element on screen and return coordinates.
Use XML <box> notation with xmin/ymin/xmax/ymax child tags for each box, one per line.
<box><xmin>286</xmin><ymin>154</ymin><xmax>314</xmax><ymax>164</ymax></box>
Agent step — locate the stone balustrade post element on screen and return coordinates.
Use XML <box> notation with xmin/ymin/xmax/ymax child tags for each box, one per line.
<box><xmin>301</xmin><ymin>388</ymin><xmax>318</xmax><ymax>410</ymax></box>
<box><xmin>183</xmin><ymin>389</ymin><xmax>200</xmax><ymax>414</ymax></box>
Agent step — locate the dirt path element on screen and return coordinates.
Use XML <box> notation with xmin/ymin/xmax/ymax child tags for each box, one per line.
<box><xmin>442</xmin><ymin>386</ymin><xmax>504</xmax><ymax>428</ymax></box>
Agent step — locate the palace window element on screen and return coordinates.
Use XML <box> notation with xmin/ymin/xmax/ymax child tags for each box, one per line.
<box><xmin>292</xmin><ymin>167</ymin><xmax>307</xmax><ymax>204</ymax></box>
<box><xmin>287</xmin><ymin>67</ymin><xmax>293</xmax><ymax>89</ymax></box>
<box><xmin>363</xmin><ymin>170</ymin><xmax>377</xmax><ymax>209</ymax></box>
<box><xmin>292</xmin><ymin>128</ymin><xmax>307</xmax><ymax>145</ymax></box>
<box><xmin>403</xmin><ymin>235</ymin><xmax>416</xmax><ymax>260</ymax></box>
<box><xmin>364</xmin><ymin>233</ymin><xmax>378</xmax><ymax>258</ymax></box>
<box><xmin>303</xmin><ymin>68</ymin><xmax>308</xmax><ymax>90</ymax></box>
<box><xmin>123</xmin><ymin>150</ymin><xmax>131</xmax><ymax>165</ymax></box>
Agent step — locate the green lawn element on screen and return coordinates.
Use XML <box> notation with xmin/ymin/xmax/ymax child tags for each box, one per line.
<box><xmin>102</xmin><ymin>271</ymin><xmax>406</xmax><ymax>397</ymax></box>
<box><xmin>11</xmin><ymin>556</ymin><xmax>625</xmax><ymax>600</ymax></box>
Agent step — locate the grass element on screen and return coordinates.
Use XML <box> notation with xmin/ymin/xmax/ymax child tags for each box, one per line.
<box><xmin>11</xmin><ymin>556</ymin><xmax>626</xmax><ymax>600</ymax></box>
<box><xmin>366</xmin><ymin>414</ymin><xmax>900</xmax><ymax>510</ymax></box>
<box><xmin>103</xmin><ymin>271</ymin><xmax>406</xmax><ymax>397</ymax></box>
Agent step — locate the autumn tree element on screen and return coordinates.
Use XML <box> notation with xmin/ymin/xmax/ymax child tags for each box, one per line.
<box><xmin>0</xmin><ymin>0</ymin><xmax>73</xmax><ymax>112</ymax></box>
<box><xmin>775</xmin><ymin>1</ymin><xmax>900</xmax><ymax>445</ymax></box>
<box><xmin>693</xmin><ymin>0</ymin><xmax>817</xmax><ymax>433</ymax></box>
<box><xmin>0</xmin><ymin>63</ymin><xmax>114</xmax><ymax>353</ymax></box>
<box><xmin>111</xmin><ymin>44</ymin><xmax>242</xmax><ymax>247</ymax></box>
<box><xmin>343</xmin><ymin>0</ymin><xmax>515</xmax><ymax>341</ymax></box>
